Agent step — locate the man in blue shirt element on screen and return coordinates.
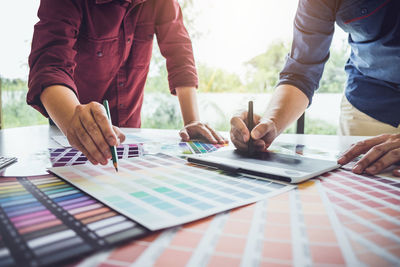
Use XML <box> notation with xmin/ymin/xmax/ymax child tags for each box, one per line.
<box><xmin>230</xmin><ymin>0</ymin><xmax>400</xmax><ymax>177</ymax></box>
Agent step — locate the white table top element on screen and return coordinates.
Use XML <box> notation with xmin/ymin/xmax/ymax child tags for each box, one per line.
<box><xmin>0</xmin><ymin>125</ymin><xmax>365</xmax><ymax>177</ymax></box>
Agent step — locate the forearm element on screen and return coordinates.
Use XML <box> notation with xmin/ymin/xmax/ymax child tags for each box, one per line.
<box><xmin>264</xmin><ymin>84</ymin><xmax>309</xmax><ymax>134</ymax></box>
<box><xmin>176</xmin><ymin>86</ymin><xmax>200</xmax><ymax>125</ymax></box>
<box><xmin>40</xmin><ymin>85</ymin><xmax>80</xmax><ymax>134</ymax></box>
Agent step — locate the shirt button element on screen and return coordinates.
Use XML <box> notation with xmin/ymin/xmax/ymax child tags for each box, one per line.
<box><xmin>96</xmin><ymin>51</ymin><xmax>103</xmax><ymax>57</ymax></box>
<box><xmin>127</xmin><ymin>38</ymin><xmax>131</xmax><ymax>43</ymax></box>
<box><xmin>361</xmin><ymin>8</ymin><xmax>368</xmax><ymax>15</ymax></box>
<box><xmin>119</xmin><ymin>82</ymin><xmax>125</xmax><ymax>87</ymax></box>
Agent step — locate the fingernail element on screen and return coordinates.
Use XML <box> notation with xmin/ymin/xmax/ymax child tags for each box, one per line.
<box><xmin>353</xmin><ymin>164</ymin><xmax>362</xmax><ymax>173</ymax></box>
<box><xmin>252</xmin><ymin>129</ymin><xmax>260</xmax><ymax>139</ymax></box>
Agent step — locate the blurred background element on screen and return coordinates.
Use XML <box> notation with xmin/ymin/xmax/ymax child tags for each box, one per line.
<box><xmin>0</xmin><ymin>0</ymin><xmax>349</xmax><ymax>134</ymax></box>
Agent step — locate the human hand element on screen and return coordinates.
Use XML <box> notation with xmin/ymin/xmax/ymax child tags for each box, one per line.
<box><xmin>230</xmin><ymin>111</ymin><xmax>278</xmax><ymax>151</ymax></box>
<box><xmin>338</xmin><ymin>134</ymin><xmax>400</xmax><ymax>177</ymax></box>
<box><xmin>66</xmin><ymin>102</ymin><xmax>126</xmax><ymax>165</ymax></box>
<box><xmin>179</xmin><ymin>121</ymin><xmax>227</xmax><ymax>144</ymax></box>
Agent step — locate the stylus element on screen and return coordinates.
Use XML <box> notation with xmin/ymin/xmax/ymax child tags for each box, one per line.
<box><xmin>248</xmin><ymin>101</ymin><xmax>254</xmax><ymax>156</ymax></box>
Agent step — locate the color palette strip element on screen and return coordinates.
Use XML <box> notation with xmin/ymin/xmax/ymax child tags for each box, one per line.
<box><xmin>0</xmin><ymin>175</ymin><xmax>148</xmax><ymax>267</ymax></box>
<box><xmin>50</xmin><ymin>153</ymin><xmax>294</xmax><ymax>231</ymax></box>
<box><xmin>71</xmin><ymin>169</ymin><xmax>400</xmax><ymax>266</ymax></box>
<box><xmin>49</xmin><ymin>144</ymin><xmax>142</xmax><ymax>167</ymax></box>
<box><xmin>179</xmin><ymin>141</ymin><xmax>228</xmax><ymax>154</ymax></box>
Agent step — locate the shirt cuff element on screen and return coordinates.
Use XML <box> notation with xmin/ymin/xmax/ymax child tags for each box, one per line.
<box><xmin>168</xmin><ymin>69</ymin><xmax>198</xmax><ymax>95</ymax></box>
<box><xmin>27</xmin><ymin>68</ymin><xmax>78</xmax><ymax>117</ymax></box>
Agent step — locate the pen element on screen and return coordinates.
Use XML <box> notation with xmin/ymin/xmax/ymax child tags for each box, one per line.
<box><xmin>102</xmin><ymin>100</ymin><xmax>118</xmax><ymax>172</ymax></box>
<box><xmin>247</xmin><ymin>101</ymin><xmax>254</xmax><ymax>156</ymax></box>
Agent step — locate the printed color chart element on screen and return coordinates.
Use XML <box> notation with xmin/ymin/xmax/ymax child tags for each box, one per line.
<box><xmin>50</xmin><ymin>154</ymin><xmax>294</xmax><ymax>231</ymax></box>
<box><xmin>179</xmin><ymin>141</ymin><xmax>228</xmax><ymax>154</ymax></box>
<box><xmin>71</xmin><ymin>169</ymin><xmax>400</xmax><ymax>267</ymax></box>
<box><xmin>0</xmin><ymin>175</ymin><xmax>148</xmax><ymax>267</ymax></box>
<box><xmin>49</xmin><ymin>144</ymin><xmax>142</xmax><ymax>167</ymax></box>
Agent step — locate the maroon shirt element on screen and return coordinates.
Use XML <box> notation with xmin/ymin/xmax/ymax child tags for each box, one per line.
<box><xmin>28</xmin><ymin>0</ymin><xmax>198</xmax><ymax>127</ymax></box>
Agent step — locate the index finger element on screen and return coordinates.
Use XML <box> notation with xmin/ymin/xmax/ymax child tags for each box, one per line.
<box><xmin>338</xmin><ymin>135</ymin><xmax>388</xmax><ymax>165</ymax></box>
<box><xmin>251</xmin><ymin>120</ymin><xmax>277</xmax><ymax>146</ymax></box>
<box><xmin>91</xmin><ymin>103</ymin><xmax>118</xmax><ymax>146</ymax></box>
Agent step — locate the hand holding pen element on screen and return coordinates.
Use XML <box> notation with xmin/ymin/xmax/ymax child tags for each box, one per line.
<box><xmin>247</xmin><ymin>101</ymin><xmax>255</xmax><ymax>155</ymax></box>
<box><xmin>230</xmin><ymin>102</ymin><xmax>279</xmax><ymax>152</ymax></box>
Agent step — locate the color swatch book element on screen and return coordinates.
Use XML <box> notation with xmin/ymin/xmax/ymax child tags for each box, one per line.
<box><xmin>49</xmin><ymin>144</ymin><xmax>142</xmax><ymax>167</ymax></box>
<box><xmin>71</xmin><ymin>169</ymin><xmax>400</xmax><ymax>267</ymax></box>
<box><xmin>0</xmin><ymin>175</ymin><xmax>149</xmax><ymax>267</ymax></box>
<box><xmin>49</xmin><ymin>153</ymin><xmax>294</xmax><ymax>231</ymax></box>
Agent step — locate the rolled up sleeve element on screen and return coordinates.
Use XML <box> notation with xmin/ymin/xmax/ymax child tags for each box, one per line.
<box><xmin>27</xmin><ymin>0</ymin><xmax>82</xmax><ymax>116</ymax></box>
<box><xmin>155</xmin><ymin>0</ymin><xmax>198</xmax><ymax>95</ymax></box>
<box><xmin>278</xmin><ymin>0</ymin><xmax>337</xmax><ymax>105</ymax></box>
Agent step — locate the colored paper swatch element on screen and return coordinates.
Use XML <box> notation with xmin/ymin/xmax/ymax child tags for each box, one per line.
<box><xmin>140</xmin><ymin>141</ymin><xmax>228</xmax><ymax>155</ymax></box>
<box><xmin>179</xmin><ymin>141</ymin><xmax>228</xmax><ymax>154</ymax></box>
<box><xmin>49</xmin><ymin>144</ymin><xmax>142</xmax><ymax>167</ymax></box>
<box><xmin>0</xmin><ymin>175</ymin><xmax>148</xmax><ymax>267</ymax></box>
<box><xmin>50</xmin><ymin>153</ymin><xmax>294</xmax><ymax>231</ymax></box>
<box><xmin>71</xmin><ymin>169</ymin><xmax>400</xmax><ymax>267</ymax></box>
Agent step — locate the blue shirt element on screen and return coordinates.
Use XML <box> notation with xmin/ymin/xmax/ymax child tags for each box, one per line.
<box><xmin>278</xmin><ymin>0</ymin><xmax>400</xmax><ymax>127</ymax></box>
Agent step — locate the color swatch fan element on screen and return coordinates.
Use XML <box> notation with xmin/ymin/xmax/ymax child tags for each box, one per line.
<box><xmin>0</xmin><ymin>175</ymin><xmax>148</xmax><ymax>267</ymax></box>
<box><xmin>49</xmin><ymin>144</ymin><xmax>142</xmax><ymax>167</ymax></box>
<box><xmin>179</xmin><ymin>141</ymin><xmax>228</xmax><ymax>154</ymax></box>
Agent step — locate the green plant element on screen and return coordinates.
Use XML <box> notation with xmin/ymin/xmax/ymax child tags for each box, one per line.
<box><xmin>2</xmin><ymin>82</ymin><xmax>47</xmax><ymax>128</ymax></box>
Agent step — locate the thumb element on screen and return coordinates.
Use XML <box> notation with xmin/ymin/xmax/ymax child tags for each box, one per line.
<box><xmin>112</xmin><ymin>126</ymin><xmax>125</xmax><ymax>144</ymax></box>
<box><xmin>251</xmin><ymin>120</ymin><xmax>277</xmax><ymax>144</ymax></box>
<box><xmin>251</xmin><ymin>121</ymin><xmax>274</xmax><ymax>139</ymax></box>
<box><xmin>179</xmin><ymin>128</ymin><xmax>190</xmax><ymax>141</ymax></box>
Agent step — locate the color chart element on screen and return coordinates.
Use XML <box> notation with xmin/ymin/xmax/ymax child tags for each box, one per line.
<box><xmin>49</xmin><ymin>144</ymin><xmax>142</xmax><ymax>167</ymax></box>
<box><xmin>0</xmin><ymin>175</ymin><xmax>148</xmax><ymax>267</ymax></box>
<box><xmin>50</xmin><ymin>153</ymin><xmax>294</xmax><ymax>231</ymax></box>
<box><xmin>138</xmin><ymin>141</ymin><xmax>228</xmax><ymax>155</ymax></box>
<box><xmin>179</xmin><ymin>141</ymin><xmax>228</xmax><ymax>154</ymax></box>
<box><xmin>71</xmin><ymin>169</ymin><xmax>400</xmax><ymax>267</ymax></box>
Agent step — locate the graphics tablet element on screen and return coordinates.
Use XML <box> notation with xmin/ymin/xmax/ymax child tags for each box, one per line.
<box><xmin>186</xmin><ymin>149</ymin><xmax>340</xmax><ymax>184</ymax></box>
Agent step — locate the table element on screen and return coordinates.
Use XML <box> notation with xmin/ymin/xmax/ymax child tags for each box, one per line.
<box><xmin>0</xmin><ymin>125</ymin><xmax>361</xmax><ymax>177</ymax></box>
<box><xmin>1</xmin><ymin>125</ymin><xmax>399</xmax><ymax>266</ymax></box>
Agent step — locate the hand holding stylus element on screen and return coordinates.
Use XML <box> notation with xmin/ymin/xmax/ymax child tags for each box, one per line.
<box><xmin>247</xmin><ymin>101</ymin><xmax>255</xmax><ymax>155</ymax></box>
<box><xmin>230</xmin><ymin>110</ymin><xmax>278</xmax><ymax>152</ymax></box>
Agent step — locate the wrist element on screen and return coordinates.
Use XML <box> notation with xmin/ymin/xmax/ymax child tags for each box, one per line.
<box><xmin>184</xmin><ymin>119</ymin><xmax>200</xmax><ymax>126</ymax></box>
<box><xmin>262</xmin><ymin>117</ymin><xmax>280</xmax><ymax>135</ymax></box>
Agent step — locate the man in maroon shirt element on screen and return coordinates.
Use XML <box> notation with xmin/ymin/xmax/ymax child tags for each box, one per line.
<box><xmin>28</xmin><ymin>0</ymin><xmax>226</xmax><ymax>165</ymax></box>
